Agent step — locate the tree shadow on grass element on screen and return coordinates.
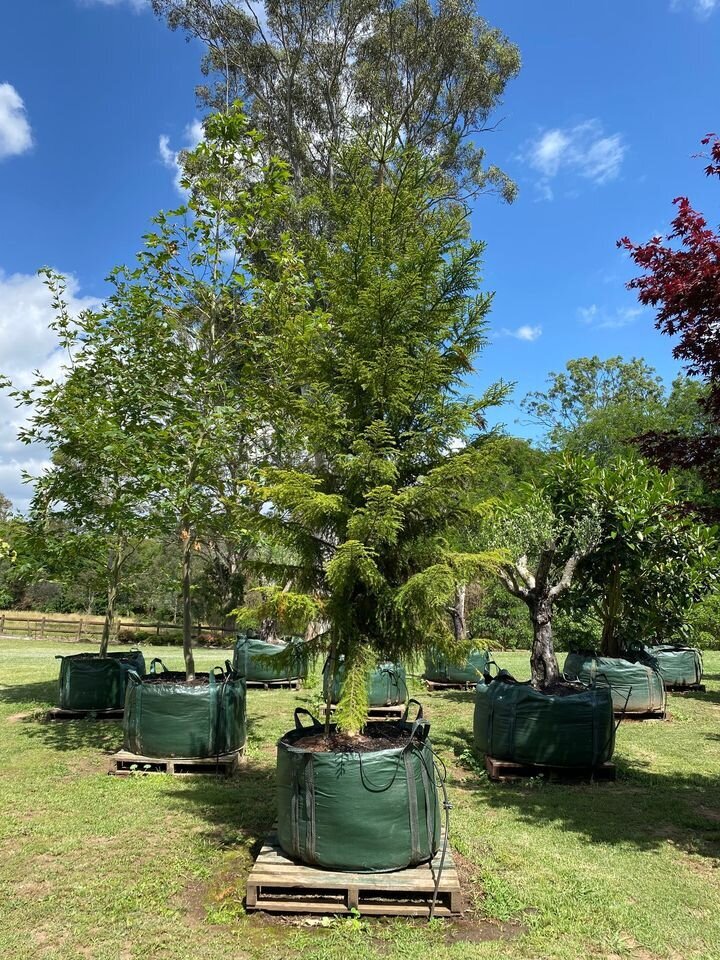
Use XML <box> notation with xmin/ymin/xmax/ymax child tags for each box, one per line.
<box><xmin>11</xmin><ymin>713</ymin><xmax>124</xmax><ymax>753</ymax></box>
<box><xmin>451</xmin><ymin>741</ymin><xmax>720</xmax><ymax>862</ymax></box>
<box><xmin>0</xmin><ymin>678</ymin><xmax>57</xmax><ymax>709</ymax></box>
<box><xmin>670</xmin><ymin>686</ymin><xmax>720</xmax><ymax>706</ymax></box>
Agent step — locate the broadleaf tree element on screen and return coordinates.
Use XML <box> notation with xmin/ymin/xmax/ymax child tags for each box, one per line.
<box><xmin>619</xmin><ymin>134</ymin><xmax>720</xmax><ymax>516</ymax></box>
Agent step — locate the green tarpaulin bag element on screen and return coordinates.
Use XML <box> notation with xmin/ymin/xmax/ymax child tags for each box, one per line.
<box><xmin>563</xmin><ymin>653</ymin><xmax>666</xmax><ymax>715</ymax></box>
<box><xmin>57</xmin><ymin>650</ymin><xmax>146</xmax><ymax>711</ymax></box>
<box><xmin>322</xmin><ymin>656</ymin><xmax>407</xmax><ymax>706</ymax></box>
<box><xmin>276</xmin><ymin>704</ymin><xmax>440</xmax><ymax>871</ymax></box>
<box><xmin>424</xmin><ymin>648</ymin><xmax>492</xmax><ymax>684</ymax></box>
<box><xmin>123</xmin><ymin>659</ymin><xmax>246</xmax><ymax>758</ymax></box>
<box><xmin>473</xmin><ymin>671</ymin><xmax>615</xmax><ymax>767</ymax></box>
<box><xmin>232</xmin><ymin>635</ymin><xmax>308</xmax><ymax>683</ymax></box>
<box><xmin>642</xmin><ymin>644</ymin><xmax>703</xmax><ymax>687</ymax></box>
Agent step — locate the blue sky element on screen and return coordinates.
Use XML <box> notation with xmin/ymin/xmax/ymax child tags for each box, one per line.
<box><xmin>1</xmin><ymin>0</ymin><xmax>719</xmax><ymax>507</ymax></box>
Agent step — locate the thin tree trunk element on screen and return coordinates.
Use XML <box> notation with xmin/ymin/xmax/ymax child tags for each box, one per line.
<box><xmin>449</xmin><ymin>583</ymin><xmax>467</xmax><ymax>643</ymax></box>
<box><xmin>181</xmin><ymin>526</ymin><xmax>196</xmax><ymax>681</ymax></box>
<box><xmin>100</xmin><ymin>542</ymin><xmax>123</xmax><ymax>657</ymax></box>
<box><xmin>600</xmin><ymin>566</ymin><xmax>623</xmax><ymax>658</ymax></box>
<box><xmin>324</xmin><ymin>635</ymin><xmax>338</xmax><ymax>737</ymax></box>
<box><xmin>529</xmin><ymin>595</ymin><xmax>560</xmax><ymax>689</ymax></box>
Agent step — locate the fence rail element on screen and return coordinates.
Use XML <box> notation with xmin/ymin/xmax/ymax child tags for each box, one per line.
<box><xmin>0</xmin><ymin>614</ymin><xmax>236</xmax><ymax>643</ymax></box>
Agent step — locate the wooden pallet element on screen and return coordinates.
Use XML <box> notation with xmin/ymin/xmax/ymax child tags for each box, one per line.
<box><xmin>615</xmin><ymin>711</ymin><xmax>666</xmax><ymax>721</ymax></box>
<box><xmin>245</xmin><ymin>678</ymin><xmax>303</xmax><ymax>690</ymax></box>
<box><xmin>424</xmin><ymin>679</ymin><xmax>476</xmax><ymax>691</ymax></box>
<box><xmin>246</xmin><ymin>831</ymin><xmax>461</xmax><ymax>917</ymax></box>
<box><xmin>485</xmin><ymin>755</ymin><xmax>616</xmax><ymax>783</ymax></box>
<box><xmin>46</xmin><ymin>706</ymin><xmax>124</xmax><ymax>721</ymax></box>
<box><xmin>328</xmin><ymin>703</ymin><xmax>406</xmax><ymax>721</ymax></box>
<box><xmin>110</xmin><ymin>748</ymin><xmax>245</xmax><ymax>777</ymax></box>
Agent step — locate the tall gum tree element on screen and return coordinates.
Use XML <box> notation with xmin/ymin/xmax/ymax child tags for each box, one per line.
<box><xmin>151</xmin><ymin>0</ymin><xmax>520</xmax><ymax>201</ymax></box>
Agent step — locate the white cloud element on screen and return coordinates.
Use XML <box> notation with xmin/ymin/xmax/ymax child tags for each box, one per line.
<box><xmin>671</xmin><ymin>0</ymin><xmax>718</xmax><ymax>19</ymax></box>
<box><xmin>499</xmin><ymin>324</ymin><xmax>543</xmax><ymax>342</ymax></box>
<box><xmin>0</xmin><ymin>270</ymin><xmax>99</xmax><ymax>511</ymax></box>
<box><xmin>522</xmin><ymin>120</ymin><xmax>626</xmax><ymax>200</ymax></box>
<box><xmin>0</xmin><ymin>84</ymin><xmax>33</xmax><ymax>160</ymax></box>
<box><xmin>78</xmin><ymin>0</ymin><xmax>149</xmax><ymax>12</ymax></box>
<box><xmin>578</xmin><ymin>303</ymin><xmax>643</xmax><ymax>330</ymax></box>
<box><xmin>159</xmin><ymin>119</ymin><xmax>205</xmax><ymax>193</ymax></box>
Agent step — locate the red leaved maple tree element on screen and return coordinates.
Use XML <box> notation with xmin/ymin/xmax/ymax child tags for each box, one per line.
<box><xmin>619</xmin><ymin>136</ymin><xmax>720</xmax><ymax>499</ymax></box>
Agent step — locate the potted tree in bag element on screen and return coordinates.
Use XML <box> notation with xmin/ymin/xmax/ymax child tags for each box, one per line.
<box><xmin>41</xmin><ymin>110</ymin><xmax>299</xmax><ymax>751</ymax></box>
<box><xmin>253</xmin><ymin>139</ymin><xmax>505</xmax><ymax>871</ymax></box>
<box><xmin>474</xmin><ymin>458</ymin><xmax>616</xmax><ymax>770</ymax></box>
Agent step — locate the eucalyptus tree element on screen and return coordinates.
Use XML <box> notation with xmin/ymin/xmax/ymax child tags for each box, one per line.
<box><xmin>242</xmin><ymin>139</ymin><xmax>506</xmax><ymax>732</ymax></box>
<box><xmin>152</xmin><ymin>0</ymin><xmax>520</xmax><ymax>201</ymax></box>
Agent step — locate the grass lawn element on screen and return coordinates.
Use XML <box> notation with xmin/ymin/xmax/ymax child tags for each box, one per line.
<box><xmin>1</xmin><ymin>641</ymin><xmax>719</xmax><ymax>960</ymax></box>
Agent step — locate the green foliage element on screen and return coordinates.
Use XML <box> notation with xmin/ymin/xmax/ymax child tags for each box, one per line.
<box><xmin>467</xmin><ymin>580</ymin><xmax>531</xmax><ymax>650</ymax></box>
<box><xmin>332</xmin><ymin>646</ymin><xmax>373</xmax><ymax>734</ymax></box>
<box><xmin>250</xmin><ymin>142</ymin><xmax>504</xmax><ymax>726</ymax></box>
<box><xmin>521</xmin><ymin>356</ymin><xmax>665</xmax><ymax>458</ymax></box>
<box><xmin>687</xmin><ymin>591</ymin><xmax>720</xmax><ymax>650</ymax></box>
<box><xmin>153</xmin><ymin>0</ymin><xmax>521</xmax><ymax>201</ymax></box>
<box><xmin>553</xmin><ymin>456</ymin><xmax>718</xmax><ymax>653</ymax></box>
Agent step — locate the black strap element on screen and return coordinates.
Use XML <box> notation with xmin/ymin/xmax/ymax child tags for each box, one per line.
<box><xmin>149</xmin><ymin>658</ymin><xmax>168</xmax><ymax>675</ymax></box>
<box><xmin>403</xmin><ymin>751</ymin><xmax>421</xmax><ymax>863</ymax></box>
<box><xmin>401</xmin><ymin>698</ymin><xmax>424</xmax><ymax>724</ymax></box>
<box><xmin>294</xmin><ymin>707</ymin><xmax>322</xmax><ymax>731</ymax></box>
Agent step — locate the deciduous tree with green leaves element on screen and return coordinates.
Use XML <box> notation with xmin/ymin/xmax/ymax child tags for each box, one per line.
<box><xmin>489</xmin><ymin>460</ymin><xmax>601</xmax><ymax>688</ymax></box>
<box><xmin>553</xmin><ymin>457</ymin><xmax>717</xmax><ymax>656</ymax></box>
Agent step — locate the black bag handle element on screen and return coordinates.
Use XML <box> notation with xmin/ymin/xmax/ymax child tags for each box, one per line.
<box><xmin>149</xmin><ymin>658</ymin><xmax>168</xmax><ymax>675</ymax></box>
<box><xmin>401</xmin><ymin>698</ymin><xmax>424</xmax><ymax>724</ymax></box>
<box><xmin>294</xmin><ymin>707</ymin><xmax>322</xmax><ymax>731</ymax></box>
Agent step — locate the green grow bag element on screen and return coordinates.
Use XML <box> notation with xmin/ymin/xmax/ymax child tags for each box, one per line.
<box><xmin>473</xmin><ymin>672</ymin><xmax>615</xmax><ymax>767</ymax></box>
<box><xmin>643</xmin><ymin>644</ymin><xmax>703</xmax><ymax>688</ymax></box>
<box><xmin>233</xmin><ymin>636</ymin><xmax>308</xmax><ymax>683</ymax></box>
<box><xmin>424</xmin><ymin>648</ymin><xmax>492</xmax><ymax>685</ymax></box>
<box><xmin>123</xmin><ymin>659</ymin><xmax>246</xmax><ymax>758</ymax></box>
<box><xmin>563</xmin><ymin>653</ymin><xmax>665</xmax><ymax>715</ymax></box>
<box><xmin>56</xmin><ymin>650</ymin><xmax>146</xmax><ymax>711</ymax></box>
<box><xmin>276</xmin><ymin>705</ymin><xmax>440</xmax><ymax>871</ymax></box>
<box><xmin>323</xmin><ymin>656</ymin><xmax>407</xmax><ymax>707</ymax></box>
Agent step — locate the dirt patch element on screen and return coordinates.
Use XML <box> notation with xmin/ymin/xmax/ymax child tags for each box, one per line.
<box><xmin>6</xmin><ymin>711</ymin><xmax>32</xmax><ymax>723</ymax></box>
<box><xmin>444</xmin><ymin>918</ymin><xmax>527</xmax><ymax>943</ymax></box>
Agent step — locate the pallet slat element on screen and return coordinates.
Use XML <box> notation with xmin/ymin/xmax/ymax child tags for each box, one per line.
<box><xmin>245</xmin><ymin>678</ymin><xmax>303</xmax><ymax>690</ymax></box>
<box><xmin>485</xmin><ymin>755</ymin><xmax>616</xmax><ymax>782</ymax></box>
<box><xmin>46</xmin><ymin>707</ymin><xmax>124</xmax><ymax>721</ymax></box>
<box><xmin>327</xmin><ymin>703</ymin><xmax>406</xmax><ymax>721</ymax></box>
<box><xmin>424</xmin><ymin>679</ymin><xmax>477</xmax><ymax>692</ymax></box>
<box><xmin>110</xmin><ymin>748</ymin><xmax>244</xmax><ymax>777</ymax></box>
<box><xmin>246</xmin><ymin>831</ymin><xmax>461</xmax><ymax>917</ymax></box>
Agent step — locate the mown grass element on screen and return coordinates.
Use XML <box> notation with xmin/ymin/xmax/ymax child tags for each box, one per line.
<box><xmin>1</xmin><ymin>641</ymin><xmax>719</xmax><ymax>960</ymax></box>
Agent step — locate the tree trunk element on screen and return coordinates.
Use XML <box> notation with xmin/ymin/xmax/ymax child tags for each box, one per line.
<box><xmin>259</xmin><ymin>616</ymin><xmax>282</xmax><ymax>645</ymax></box>
<box><xmin>529</xmin><ymin>595</ymin><xmax>560</xmax><ymax>689</ymax></box>
<box><xmin>449</xmin><ymin>583</ymin><xmax>467</xmax><ymax>643</ymax></box>
<box><xmin>324</xmin><ymin>636</ymin><xmax>338</xmax><ymax>737</ymax></box>
<box><xmin>600</xmin><ymin>566</ymin><xmax>623</xmax><ymax>658</ymax></box>
<box><xmin>181</xmin><ymin>527</ymin><xmax>195</xmax><ymax>681</ymax></box>
<box><xmin>100</xmin><ymin>543</ymin><xmax>123</xmax><ymax>658</ymax></box>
